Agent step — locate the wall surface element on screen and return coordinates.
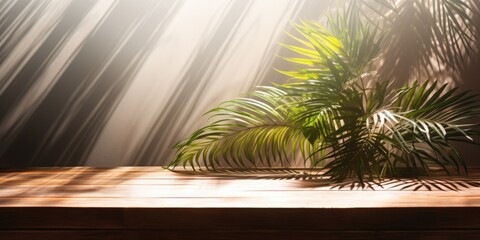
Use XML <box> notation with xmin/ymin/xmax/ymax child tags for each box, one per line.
<box><xmin>0</xmin><ymin>0</ymin><xmax>331</xmax><ymax>167</ymax></box>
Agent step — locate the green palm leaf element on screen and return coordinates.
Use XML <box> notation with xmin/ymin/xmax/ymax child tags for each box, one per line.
<box><xmin>168</xmin><ymin>87</ymin><xmax>315</xmax><ymax>170</ymax></box>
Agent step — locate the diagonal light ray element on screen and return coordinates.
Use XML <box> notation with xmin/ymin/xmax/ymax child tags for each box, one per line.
<box><xmin>0</xmin><ymin>0</ymin><xmax>334</xmax><ymax>167</ymax></box>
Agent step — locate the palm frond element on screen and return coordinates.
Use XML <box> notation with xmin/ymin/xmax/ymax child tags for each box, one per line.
<box><xmin>308</xmin><ymin>80</ymin><xmax>480</xmax><ymax>182</ymax></box>
<box><xmin>376</xmin><ymin>81</ymin><xmax>480</xmax><ymax>176</ymax></box>
<box><xmin>168</xmin><ymin>87</ymin><xmax>315</xmax><ymax>170</ymax></box>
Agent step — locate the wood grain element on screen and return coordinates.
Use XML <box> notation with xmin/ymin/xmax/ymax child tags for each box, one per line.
<box><xmin>1</xmin><ymin>230</ymin><xmax>478</xmax><ymax>240</ymax></box>
<box><xmin>0</xmin><ymin>167</ymin><xmax>479</xmax><ymax>239</ymax></box>
<box><xmin>1</xmin><ymin>167</ymin><xmax>480</xmax><ymax>208</ymax></box>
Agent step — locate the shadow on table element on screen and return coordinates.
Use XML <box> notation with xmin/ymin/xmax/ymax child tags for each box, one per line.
<box><xmin>171</xmin><ymin>168</ymin><xmax>480</xmax><ymax>191</ymax></box>
<box><xmin>0</xmin><ymin>168</ymin><xmax>142</xmax><ymax>205</ymax></box>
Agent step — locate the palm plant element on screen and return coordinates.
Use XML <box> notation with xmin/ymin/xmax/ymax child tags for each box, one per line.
<box><xmin>168</xmin><ymin>1</ymin><xmax>480</xmax><ymax>184</ymax></box>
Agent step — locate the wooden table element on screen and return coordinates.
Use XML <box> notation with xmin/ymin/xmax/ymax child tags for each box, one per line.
<box><xmin>1</xmin><ymin>167</ymin><xmax>480</xmax><ymax>239</ymax></box>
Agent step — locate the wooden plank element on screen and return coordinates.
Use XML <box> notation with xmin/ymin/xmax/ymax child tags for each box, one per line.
<box><xmin>123</xmin><ymin>207</ymin><xmax>480</xmax><ymax>230</ymax></box>
<box><xmin>1</xmin><ymin>207</ymin><xmax>480</xmax><ymax>231</ymax></box>
<box><xmin>1</xmin><ymin>174</ymin><xmax>479</xmax><ymax>185</ymax></box>
<box><xmin>1</xmin><ymin>230</ymin><xmax>478</xmax><ymax>240</ymax></box>
<box><xmin>0</xmin><ymin>167</ymin><xmax>479</xmax><ymax>239</ymax></box>
<box><xmin>2</xmin><ymin>195</ymin><xmax>480</xmax><ymax>208</ymax></box>
<box><xmin>0</xmin><ymin>167</ymin><xmax>480</xmax><ymax>208</ymax></box>
<box><xmin>122</xmin><ymin>230</ymin><xmax>480</xmax><ymax>240</ymax></box>
<box><xmin>0</xmin><ymin>230</ymin><xmax>123</xmax><ymax>240</ymax></box>
<box><xmin>1</xmin><ymin>167</ymin><xmax>479</xmax><ymax>177</ymax></box>
<box><xmin>0</xmin><ymin>208</ymin><xmax>123</xmax><ymax>229</ymax></box>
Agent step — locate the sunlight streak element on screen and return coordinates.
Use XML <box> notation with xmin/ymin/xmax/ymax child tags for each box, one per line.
<box><xmin>0</xmin><ymin>0</ymin><xmax>332</xmax><ymax>167</ymax></box>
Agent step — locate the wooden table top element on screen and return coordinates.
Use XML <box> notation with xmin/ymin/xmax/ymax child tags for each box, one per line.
<box><xmin>1</xmin><ymin>167</ymin><xmax>480</xmax><ymax>208</ymax></box>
